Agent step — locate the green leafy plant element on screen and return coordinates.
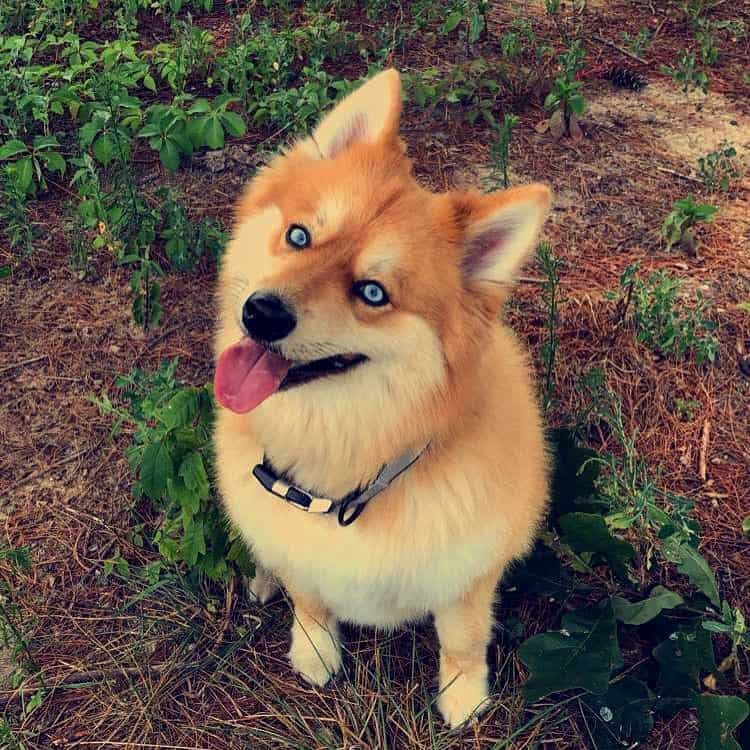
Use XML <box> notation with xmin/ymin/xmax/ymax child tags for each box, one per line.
<box><xmin>138</xmin><ymin>102</ymin><xmax>194</xmax><ymax>171</ymax></box>
<box><xmin>544</xmin><ymin>40</ymin><xmax>586</xmax><ymax>136</ymax></box>
<box><xmin>497</xmin><ymin>17</ymin><xmax>553</xmax><ymax>108</ymax></box>
<box><xmin>145</xmin><ymin>21</ymin><xmax>214</xmax><ymax>94</ymax></box>
<box><xmin>440</xmin><ymin>0</ymin><xmax>488</xmax><ymax>45</ymax></box>
<box><xmin>621</xmin><ymin>27</ymin><xmax>652</xmax><ymax>57</ymax></box>
<box><xmin>613</xmin><ymin>262</ymin><xmax>719</xmax><ymax>364</ymax></box>
<box><xmin>95</xmin><ymin>359</ymin><xmax>253</xmax><ymax>582</ymax></box>
<box><xmin>0</xmin><ymin>135</ymin><xmax>65</xmax><ymax>194</ymax></box>
<box><xmin>510</xmin><ymin>412</ymin><xmax>749</xmax><ymax>750</ymax></box>
<box><xmin>157</xmin><ymin>188</ymin><xmax>227</xmax><ymax>270</ymax></box>
<box><xmin>696</xmin><ymin>20</ymin><xmax>719</xmax><ymax>65</ymax></box>
<box><xmin>185</xmin><ymin>94</ymin><xmax>246</xmax><ymax>150</ymax></box>
<box><xmin>484</xmin><ymin>112</ymin><xmax>519</xmax><ymax>190</ymax></box>
<box><xmin>0</xmin><ymin>545</ymin><xmax>39</xmax><ymax>689</ymax></box>
<box><xmin>661</xmin><ymin>195</ymin><xmax>719</xmax><ymax>251</ymax></box>
<box><xmin>661</xmin><ymin>51</ymin><xmax>709</xmax><ymax>93</ymax></box>
<box><xmin>0</xmin><ymin>166</ymin><xmax>34</xmax><ymax>255</ymax></box>
<box><xmin>697</xmin><ymin>140</ymin><xmax>740</xmax><ymax>191</ymax></box>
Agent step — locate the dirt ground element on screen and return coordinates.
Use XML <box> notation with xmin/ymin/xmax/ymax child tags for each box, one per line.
<box><xmin>1</xmin><ymin>1</ymin><xmax>749</xmax><ymax>748</ymax></box>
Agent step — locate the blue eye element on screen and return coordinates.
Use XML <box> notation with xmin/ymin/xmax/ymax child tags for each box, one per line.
<box><xmin>286</xmin><ymin>224</ymin><xmax>310</xmax><ymax>249</ymax></box>
<box><xmin>355</xmin><ymin>280</ymin><xmax>389</xmax><ymax>307</ymax></box>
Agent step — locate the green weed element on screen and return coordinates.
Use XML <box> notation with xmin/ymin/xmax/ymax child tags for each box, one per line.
<box><xmin>512</xmin><ymin>383</ymin><xmax>747</xmax><ymax>748</ymax></box>
<box><xmin>0</xmin><ymin>167</ymin><xmax>34</xmax><ymax>256</ymax></box>
<box><xmin>661</xmin><ymin>51</ymin><xmax>709</xmax><ymax>94</ymax></box>
<box><xmin>484</xmin><ymin>113</ymin><xmax>519</xmax><ymax>190</ymax></box>
<box><xmin>620</xmin><ymin>27</ymin><xmax>652</xmax><ymax>57</ymax></box>
<box><xmin>661</xmin><ymin>194</ymin><xmax>718</xmax><ymax>250</ymax></box>
<box><xmin>94</xmin><ymin>359</ymin><xmax>253</xmax><ymax>582</ymax></box>
<box><xmin>544</xmin><ymin>40</ymin><xmax>586</xmax><ymax>136</ymax></box>
<box><xmin>440</xmin><ymin>0</ymin><xmax>489</xmax><ymax>46</ymax></box>
<box><xmin>0</xmin><ymin>545</ymin><xmax>38</xmax><ymax>690</ymax></box>
<box><xmin>613</xmin><ymin>262</ymin><xmax>719</xmax><ymax>364</ymax></box>
<box><xmin>697</xmin><ymin>140</ymin><xmax>740</xmax><ymax>191</ymax></box>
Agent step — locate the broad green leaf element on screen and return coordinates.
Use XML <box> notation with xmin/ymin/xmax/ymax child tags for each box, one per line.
<box><xmin>582</xmin><ymin>677</ymin><xmax>655</xmax><ymax>750</ymax></box>
<box><xmin>662</xmin><ymin>539</ymin><xmax>720</xmax><ymax>606</ymax></box>
<box><xmin>219</xmin><ymin>110</ymin><xmax>245</xmax><ymax>137</ymax></box>
<box><xmin>92</xmin><ymin>135</ymin><xmax>115</xmax><ymax>165</ymax></box>
<box><xmin>162</xmin><ymin>388</ymin><xmax>199</xmax><ymax>430</ymax></box>
<box><xmin>169</xmin><ymin>129</ymin><xmax>194</xmax><ymax>155</ymax></box>
<box><xmin>32</xmin><ymin>134</ymin><xmax>60</xmax><ymax>150</ymax></box>
<box><xmin>187</xmin><ymin>98</ymin><xmax>212</xmax><ymax>114</ymax></box>
<box><xmin>442</xmin><ymin>11</ymin><xmax>462</xmax><ymax>34</ymax></box>
<box><xmin>137</xmin><ymin>123</ymin><xmax>161</xmax><ymax>138</ymax></box>
<box><xmin>504</xmin><ymin>544</ymin><xmax>576</xmax><ymax>600</ymax></box>
<box><xmin>181</xmin><ymin>517</ymin><xmax>206</xmax><ymax>566</ymax></box>
<box><xmin>559</xmin><ymin>512</ymin><xmax>635</xmax><ymax>578</ymax></box>
<box><xmin>159</xmin><ymin>140</ymin><xmax>180</xmax><ymax>171</ymax></box>
<box><xmin>653</xmin><ymin>622</ymin><xmax>716</xmax><ymax>714</ymax></box>
<box><xmin>612</xmin><ymin>586</ymin><xmax>684</xmax><ymax>625</ymax></box>
<box><xmin>143</xmin><ymin>74</ymin><xmax>157</xmax><ymax>92</ymax></box>
<box><xmin>695</xmin><ymin>694</ymin><xmax>749</xmax><ymax>750</ymax></box>
<box><xmin>0</xmin><ymin>139</ymin><xmax>28</xmax><ymax>160</ymax></box>
<box><xmin>38</xmin><ymin>150</ymin><xmax>66</xmax><ymax>174</ymax></box>
<box><xmin>15</xmin><ymin>157</ymin><xmax>34</xmax><ymax>192</ymax></box>
<box><xmin>140</xmin><ymin>439</ymin><xmax>173</xmax><ymax>499</ymax></box>
<box><xmin>519</xmin><ymin>600</ymin><xmax>622</xmax><ymax>702</ymax></box>
<box><xmin>548</xmin><ymin>429</ymin><xmax>600</xmax><ymax>517</ymax></box>
<box><xmin>204</xmin><ymin>116</ymin><xmax>224</xmax><ymax>149</ymax></box>
<box><xmin>167</xmin><ymin>476</ymin><xmax>199</xmax><ymax>515</ymax></box>
<box><xmin>179</xmin><ymin>452</ymin><xmax>209</xmax><ymax>500</ymax></box>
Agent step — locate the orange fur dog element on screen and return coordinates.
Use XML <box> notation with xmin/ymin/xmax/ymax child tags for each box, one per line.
<box><xmin>213</xmin><ymin>69</ymin><xmax>551</xmax><ymax>727</ymax></box>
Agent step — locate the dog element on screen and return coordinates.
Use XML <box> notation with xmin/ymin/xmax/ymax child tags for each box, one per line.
<box><xmin>213</xmin><ymin>68</ymin><xmax>551</xmax><ymax>728</ymax></box>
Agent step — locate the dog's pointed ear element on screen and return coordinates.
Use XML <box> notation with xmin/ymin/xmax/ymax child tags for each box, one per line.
<box><xmin>311</xmin><ymin>69</ymin><xmax>402</xmax><ymax>158</ymax></box>
<box><xmin>454</xmin><ymin>184</ymin><xmax>552</xmax><ymax>284</ymax></box>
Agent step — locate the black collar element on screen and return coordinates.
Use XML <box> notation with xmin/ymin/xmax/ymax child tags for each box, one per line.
<box><xmin>251</xmin><ymin>443</ymin><xmax>430</xmax><ymax>526</ymax></box>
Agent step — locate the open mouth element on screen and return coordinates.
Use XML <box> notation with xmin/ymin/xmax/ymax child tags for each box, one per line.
<box><xmin>280</xmin><ymin>353</ymin><xmax>368</xmax><ymax>389</ymax></box>
<box><xmin>214</xmin><ymin>339</ymin><xmax>369</xmax><ymax>414</ymax></box>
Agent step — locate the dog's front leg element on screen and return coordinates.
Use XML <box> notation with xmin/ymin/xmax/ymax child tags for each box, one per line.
<box><xmin>434</xmin><ymin>569</ymin><xmax>499</xmax><ymax>728</ymax></box>
<box><xmin>285</xmin><ymin>583</ymin><xmax>342</xmax><ymax>687</ymax></box>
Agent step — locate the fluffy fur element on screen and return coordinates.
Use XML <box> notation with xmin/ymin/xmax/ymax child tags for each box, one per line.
<box><xmin>214</xmin><ymin>68</ymin><xmax>552</xmax><ymax>727</ymax></box>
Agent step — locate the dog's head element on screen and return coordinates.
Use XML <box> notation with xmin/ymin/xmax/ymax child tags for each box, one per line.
<box><xmin>215</xmin><ymin>69</ymin><xmax>550</xmax><ymax>427</ymax></box>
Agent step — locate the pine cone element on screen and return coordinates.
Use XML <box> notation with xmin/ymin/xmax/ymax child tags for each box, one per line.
<box><xmin>607</xmin><ymin>66</ymin><xmax>647</xmax><ymax>91</ymax></box>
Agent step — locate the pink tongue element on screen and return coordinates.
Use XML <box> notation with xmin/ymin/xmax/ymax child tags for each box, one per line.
<box><xmin>214</xmin><ymin>338</ymin><xmax>292</xmax><ymax>413</ymax></box>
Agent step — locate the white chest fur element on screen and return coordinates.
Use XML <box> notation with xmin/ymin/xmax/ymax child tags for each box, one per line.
<box><xmin>216</xmin><ymin>421</ymin><xmax>512</xmax><ymax>628</ymax></box>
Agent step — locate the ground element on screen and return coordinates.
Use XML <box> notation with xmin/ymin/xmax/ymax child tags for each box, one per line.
<box><xmin>1</xmin><ymin>1</ymin><xmax>749</xmax><ymax>748</ymax></box>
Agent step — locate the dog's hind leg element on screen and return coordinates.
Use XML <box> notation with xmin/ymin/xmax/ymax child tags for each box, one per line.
<box><xmin>285</xmin><ymin>583</ymin><xmax>342</xmax><ymax>687</ymax></box>
<box><xmin>244</xmin><ymin>565</ymin><xmax>281</xmax><ymax>604</ymax></box>
<box><xmin>433</xmin><ymin>568</ymin><xmax>500</xmax><ymax>728</ymax></box>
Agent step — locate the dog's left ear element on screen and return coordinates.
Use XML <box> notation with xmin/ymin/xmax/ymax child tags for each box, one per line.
<box><xmin>311</xmin><ymin>68</ymin><xmax>402</xmax><ymax>158</ymax></box>
<box><xmin>454</xmin><ymin>184</ymin><xmax>552</xmax><ymax>285</ymax></box>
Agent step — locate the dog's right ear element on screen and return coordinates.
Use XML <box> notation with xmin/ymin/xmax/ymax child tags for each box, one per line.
<box><xmin>310</xmin><ymin>69</ymin><xmax>402</xmax><ymax>159</ymax></box>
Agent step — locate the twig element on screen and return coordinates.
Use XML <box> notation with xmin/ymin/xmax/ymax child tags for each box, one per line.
<box><xmin>0</xmin><ymin>355</ymin><xmax>48</xmax><ymax>376</ymax></box>
<box><xmin>655</xmin><ymin>165</ymin><xmax>704</xmax><ymax>185</ymax></box>
<box><xmin>699</xmin><ymin>419</ymin><xmax>711</xmax><ymax>481</ymax></box>
<box><xmin>592</xmin><ymin>34</ymin><xmax>649</xmax><ymax>65</ymax></box>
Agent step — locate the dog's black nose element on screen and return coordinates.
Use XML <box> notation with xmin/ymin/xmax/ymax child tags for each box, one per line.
<box><xmin>242</xmin><ymin>292</ymin><xmax>296</xmax><ymax>342</ymax></box>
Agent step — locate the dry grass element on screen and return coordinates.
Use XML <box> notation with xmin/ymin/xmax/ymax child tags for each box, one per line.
<box><xmin>1</xmin><ymin>1</ymin><xmax>749</xmax><ymax>747</ymax></box>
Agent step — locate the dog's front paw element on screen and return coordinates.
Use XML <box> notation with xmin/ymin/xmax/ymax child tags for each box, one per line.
<box><xmin>288</xmin><ymin>624</ymin><xmax>342</xmax><ymax>687</ymax></box>
<box><xmin>437</xmin><ymin>673</ymin><xmax>491</xmax><ymax>729</ymax></box>
<box><xmin>244</xmin><ymin>569</ymin><xmax>280</xmax><ymax>604</ymax></box>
